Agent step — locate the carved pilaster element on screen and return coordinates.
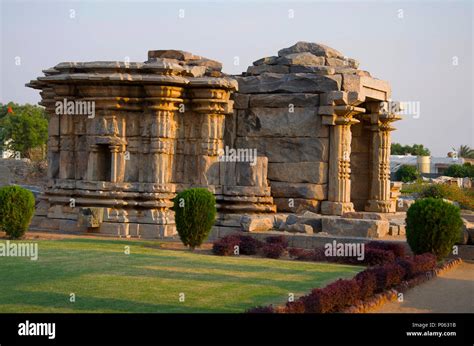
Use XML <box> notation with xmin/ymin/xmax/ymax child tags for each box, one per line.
<box><xmin>144</xmin><ymin>85</ymin><xmax>184</xmax><ymax>186</ymax></box>
<box><xmin>364</xmin><ymin>102</ymin><xmax>402</xmax><ymax>213</ymax></box>
<box><xmin>320</xmin><ymin>102</ymin><xmax>364</xmax><ymax>215</ymax></box>
<box><xmin>190</xmin><ymin>88</ymin><xmax>231</xmax><ymax>187</ymax></box>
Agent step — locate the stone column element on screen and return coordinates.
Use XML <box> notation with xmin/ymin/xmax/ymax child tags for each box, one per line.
<box><xmin>110</xmin><ymin>144</ymin><xmax>120</xmax><ymax>183</ymax></box>
<box><xmin>364</xmin><ymin>102</ymin><xmax>401</xmax><ymax>213</ymax></box>
<box><xmin>320</xmin><ymin>101</ymin><xmax>364</xmax><ymax>215</ymax></box>
<box><xmin>190</xmin><ymin>88</ymin><xmax>231</xmax><ymax>187</ymax></box>
<box><xmin>86</xmin><ymin>144</ymin><xmax>100</xmax><ymax>181</ymax></box>
<box><xmin>144</xmin><ymin>85</ymin><xmax>184</xmax><ymax>186</ymax></box>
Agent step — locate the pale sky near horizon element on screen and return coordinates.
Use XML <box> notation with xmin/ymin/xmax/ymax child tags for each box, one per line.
<box><xmin>1</xmin><ymin>0</ymin><xmax>472</xmax><ymax>156</ymax></box>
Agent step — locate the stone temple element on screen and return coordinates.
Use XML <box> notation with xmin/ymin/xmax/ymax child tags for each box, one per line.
<box><xmin>27</xmin><ymin>42</ymin><xmax>403</xmax><ymax>240</ymax></box>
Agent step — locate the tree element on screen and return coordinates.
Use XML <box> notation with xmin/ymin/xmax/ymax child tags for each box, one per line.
<box><xmin>0</xmin><ymin>103</ymin><xmax>48</xmax><ymax>159</ymax></box>
<box><xmin>456</xmin><ymin>145</ymin><xmax>474</xmax><ymax>159</ymax></box>
<box><xmin>395</xmin><ymin>164</ymin><xmax>420</xmax><ymax>182</ymax></box>
<box><xmin>391</xmin><ymin>143</ymin><xmax>430</xmax><ymax>156</ymax></box>
<box><xmin>173</xmin><ymin>188</ymin><xmax>216</xmax><ymax>250</ymax></box>
<box><xmin>445</xmin><ymin>164</ymin><xmax>474</xmax><ymax>178</ymax></box>
<box><xmin>406</xmin><ymin>198</ymin><xmax>463</xmax><ymax>260</ymax></box>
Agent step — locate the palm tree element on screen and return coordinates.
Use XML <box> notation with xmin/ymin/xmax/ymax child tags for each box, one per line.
<box><xmin>454</xmin><ymin>145</ymin><xmax>474</xmax><ymax>159</ymax></box>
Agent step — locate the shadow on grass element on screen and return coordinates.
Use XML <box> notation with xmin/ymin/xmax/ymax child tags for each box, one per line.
<box><xmin>0</xmin><ymin>290</ymin><xmax>223</xmax><ymax>313</ymax></box>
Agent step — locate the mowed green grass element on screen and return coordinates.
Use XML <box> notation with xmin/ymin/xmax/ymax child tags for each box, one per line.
<box><xmin>0</xmin><ymin>238</ymin><xmax>362</xmax><ymax>313</ymax></box>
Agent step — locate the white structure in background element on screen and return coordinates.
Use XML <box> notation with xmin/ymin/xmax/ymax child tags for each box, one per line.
<box><xmin>0</xmin><ymin>139</ymin><xmax>15</xmax><ymax>159</ymax></box>
<box><xmin>390</xmin><ymin>154</ymin><xmax>465</xmax><ymax>175</ymax></box>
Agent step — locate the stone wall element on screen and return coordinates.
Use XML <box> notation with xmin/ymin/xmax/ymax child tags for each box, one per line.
<box><xmin>27</xmin><ymin>41</ymin><xmax>402</xmax><ymax>239</ymax></box>
<box><xmin>230</xmin><ymin>42</ymin><xmax>399</xmax><ymax>215</ymax></box>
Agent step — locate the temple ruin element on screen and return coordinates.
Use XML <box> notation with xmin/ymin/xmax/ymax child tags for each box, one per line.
<box><xmin>27</xmin><ymin>42</ymin><xmax>403</xmax><ymax>240</ymax></box>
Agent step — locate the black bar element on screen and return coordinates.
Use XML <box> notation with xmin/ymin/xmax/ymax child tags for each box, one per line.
<box><xmin>0</xmin><ymin>313</ymin><xmax>472</xmax><ymax>345</ymax></box>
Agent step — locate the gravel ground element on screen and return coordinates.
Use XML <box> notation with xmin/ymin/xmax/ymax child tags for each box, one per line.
<box><xmin>370</xmin><ymin>261</ymin><xmax>474</xmax><ymax>313</ymax></box>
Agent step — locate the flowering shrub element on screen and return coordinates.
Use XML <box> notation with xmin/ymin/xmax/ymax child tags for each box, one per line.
<box><xmin>355</xmin><ymin>270</ymin><xmax>377</xmax><ymax>300</ymax></box>
<box><xmin>364</xmin><ymin>248</ymin><xmax>396</xmax><ymax>266</ymax></box>
<box><xmin>288</xmin><ymin>247</ymin><xmax>312</xmax><ymax>260</ymax></box>
<box><xmin>238</xmin><ymin>235</ymin><xmax>263</xmax><ymax>255</ymax></box>
<box><xmin>246</xmin><ymin>252</ymin><xmax>441</xmax><ymax>314</ymax></box>
<box><xmin>212</xmin><ymin>234</ymin><xmax>240</xmax><ymax>256</ymax></box>
<box><xmin>246</xmin><ymin>305</ymin><xmax>275</xmax><ymax>313</ymax></box>
<box><xmin>301</xmin><ymin>288</ymin><xmax>329</xmax><ymax>313</ymax></box>
<box><xmin>413</xmin><ymin>253</ymin><xmax>437</xmax><ymax>274</ymax></box>
<box><xmin>366</xmin><ymin>263</ymin><xmax>405</xmax><ymax>292</ymax></box>
<box><xmin>265</xmin><ymin>235</ymin><xmax>289</xmax><ymax>249</ymax></box>
<box><xmin>262</xmin><ymin>243</ymin><xmax>285</xmax><ymax>259</ymax></box>
<box><xmin>285</xmin><ymin>300</ymin><xmax>305</xmax><ymax>313</ymax></box>
<box><xmin>323</xmin><ymin>279</ymin><xmax>360</xmax><ymax>312</ymax></box>
<box><xmin>366</xmin><ymin>241</ymin><xmax>406</xmax><ymax>258</ymax></box>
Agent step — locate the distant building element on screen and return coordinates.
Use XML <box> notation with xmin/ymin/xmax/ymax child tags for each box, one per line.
<box><xmin>390</xmin><ymin>154</ymin><xmax>465</xmax><ymax>175</ymax></box>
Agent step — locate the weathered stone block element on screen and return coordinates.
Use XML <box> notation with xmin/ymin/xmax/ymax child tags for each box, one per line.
<box><xmin>274</xmin><ymin>198</ymin><xmax>321</xmax><ymax>213</ymax></box>
<box><xmin>235</xmin><ymin>137</ymin><xmax>329</xmax><ymax>163</ymax></box>
<box><xmin>237</xmin><ymin>107</ymin><xmax>327</xmax><ymax>138</ymax></box>
<box><xmin>322</xmin><ymin>217</ymin><xmax>389</xmax><ymax>238</ymax></box>
<box><xmin>276</xmin><ymin>53</ymin><xmax>325</xmax><ymax>66</ymax></box>
<box><xmin>224</xmin><ymin>111</ymin><xmax>237</xmax><ymax>148</ymax></box>
<box><xmin>253</xmin><ymin>56</ymin><xmax>279</xmax><ymax>66</ymax></box>
<box><xmin>270</xmin><ymin>182</ymin><xmax>327</xmax><ymax>200</ymax></box>
<box><xmin>240</xmin><ymin>215</ymin><xmax>274</xmax><ymax>232</ymax></box>
<box><xmin>279</xmin><ymin>222</ymin><xmax>314</xmax><ymax>234</ymax></box>
<box><xmin>342</xmin><ymin>74</ymin><xmax>362</xmax><ymax>93</ymax></box>
<box><xmin>289</xmin><ymin>65</ymin><xmax>335</xmax><ymax>74</ymax></box>
<box><xmin>246</xmin><ymin>64</ymin><xmax>289</xmax><ymax>75</ymax></box>
<box><xmin>232</xmin><ymin>94</ymin><xmax>250</xmax><ymax>109</ymax></box>
<box><xmin>278</xmin><ymin>42</ymin><xmax>344</xmax><ymax>59</ymax></box>
<box><xmin>236</xmin><ymin>73</ymin><xmax>341</xmax><ymax>94</ymax></box>
<box><xmin>249</xmin><ymin>93</ymin><xmax>320</xmax><ymax>108</ymax></box>
<box><xmin>321</xmin><ymin>201</ymin><xmax>354</xmax><ymax>216</ymax></box>
<box><xmin>342</xmin><ymin>211</ymin><xmax>388</xmax><ymax>221</ymax></box>
<box><xmin>268</xmin><ymin>161</ymin><xmax>328</xmax><ymax>184</ymax></box>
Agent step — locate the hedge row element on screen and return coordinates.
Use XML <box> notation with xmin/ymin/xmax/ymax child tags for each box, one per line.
<box><xmin>213</xmin><ymin>235</ymin><xmax>407</xmax><ymax>266</ymax></box>
<box><xmin>212</xmin><ymin>234</ymin><xmax>287</xmax><ymax>258</ymax></box>
<box><xmin>247</xmin><ymin>253</ymin><xmax>437</xmax><ymax>313</ymax></box>
<box><xmin>288</xmin><ymin>240</ymin><xmax>406</xmax><ymax>266</ymax></box>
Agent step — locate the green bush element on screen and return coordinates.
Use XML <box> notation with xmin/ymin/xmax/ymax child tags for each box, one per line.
<box><xmin>0</xmin><ymin>186</ymin><xmax>35</xmax><ymax>239</ymax></box>
<box><xmin>418</xmin><ymin>183</ymin><xmax>473</xmax><ymax>210</ymax></box>
<box><xmin>173</xmin><ymin>188</ymin><xmax>216</xmax><ymax>250</ymax></box>
<box><xmin>395</xmin><ymin>165</ymin><xmax>420</xmax><ymax>183</ymax></box>
<box><xmin>406</xmin><ymin>198</ymin><xmax>463</xmax><ymax>259</ymax></box>
<box><xmin>445</xmin><ymin>164</ymin><xmax>474</xmax><ymax>178</ymax></box>
<box><xmin>419</xmin><ymin>184</ymin><xmax>446</xmax><ymax>199</ymax></box>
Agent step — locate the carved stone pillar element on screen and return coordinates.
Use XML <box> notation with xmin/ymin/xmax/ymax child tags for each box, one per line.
<box><xmin>86</xmin><ymin>144</ymin><xmax>100</xmax><ymax>181</ymax></box>
<box><xmin>320</xmin><ymin>102</ymin><xmax>364</xmax><ymax>215</ymax></box>
<box><xmin>110</xmin><ymin>144</ymin><xmax>120</xmax><ymax>183</ymax></box>
<box><xmin>189</xmin><ymin>88</ymin><xmax>231</xmax><ymax>187</ymax></box>
<box><xmin>364</xmin><ymin>102</ymin><xmax>401</xmax><ymax>213</ymax></box>
<box><xmin>145</xmin><ymin>85</ymin><xmax>184</xmax><ymax>186</ymax></box>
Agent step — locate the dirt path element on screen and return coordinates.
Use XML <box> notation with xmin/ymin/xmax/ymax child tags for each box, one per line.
<box><xmin>371</xmin><ymin>261</ymin><xmax>474</xmax><ymax>313</ymax></box>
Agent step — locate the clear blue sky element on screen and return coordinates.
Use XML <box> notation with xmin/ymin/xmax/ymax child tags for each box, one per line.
<box><xmin>1</xmin><ymin>0</ymin><xmax>472</xmax><ymax>156</ymax></box>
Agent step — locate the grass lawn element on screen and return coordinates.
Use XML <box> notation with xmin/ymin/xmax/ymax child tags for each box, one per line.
<box><xmin>0</xmin><ymin>238</ymin><xmax>363</xmax><ymax>313</ymax></box>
